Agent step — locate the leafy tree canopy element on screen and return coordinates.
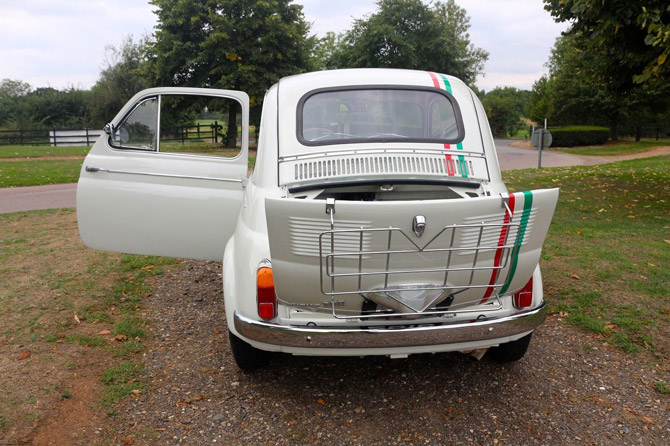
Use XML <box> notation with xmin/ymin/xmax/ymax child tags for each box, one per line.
<box><xmin>330</xmin><ymin>0</ymin><xmax>488</xmax><ymax>85</ymax></box>
<box><xmin>148</xmin><ymin>0</ymin><xmax>314</xmax><ymax>108</ymax></box>
<box><xmin>544</xmin><ymin>0</ymin><xmax>670</xmax><ymax>87</ymax></box>
<box><xmin>480</xmin><ymin>87</ymin><xmax>529</xmax><ymax>137</ymax></box>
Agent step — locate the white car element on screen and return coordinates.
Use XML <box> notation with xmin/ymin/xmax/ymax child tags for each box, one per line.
<box><xmin>77</xmin><ymin>68</ymin><xmax>558</xmax><ymax>370</ymax></box>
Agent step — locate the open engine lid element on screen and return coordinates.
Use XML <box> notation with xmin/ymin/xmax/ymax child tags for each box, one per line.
<box><xmin>266</xmin><ymin>188</ymin><xmax>559</xmax><ymax>313</ymax></box>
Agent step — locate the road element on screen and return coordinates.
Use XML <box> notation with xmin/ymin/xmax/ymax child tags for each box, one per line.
<box><xmin>0</xmin><ymin>183</ymin><xmax>77</xmax><ymax>213</ymax></box>
<box><xmin>1</xmin><ymin>141</ymin><xmax>665</xmax><ymax>214</ymax></box>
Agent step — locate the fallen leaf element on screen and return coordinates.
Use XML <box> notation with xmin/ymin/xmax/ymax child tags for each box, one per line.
<box><xmin>98</xmin><ymin>330</ymin><xmax>111</xmax><ymax>335</ymax></box>
<box><xmin>215</xmin><ymin>329</ymin><xmax>222</xmax><ymax>335</ymax></box>
<box><xmin>643</xmin><ymin>416</ymin><xmax>653</xmax><ymax>424</ymax></box>
<box><xmin>569</xmin><ymin>274</ymin><xmax>581</xmax><ymax>280</ymax></box>
<box><xmin>122</xmin><ymin>440</ymin><xmax>134</xmax><ymax>445</ymax></box>
<box><xmin>73</xmin><ymin>314</ymin><xmax>80</xmax><ymax>324</ymax></box>
<box><xmin>316</xmin><ymin>398</ymin><xmax>326</xmax><ymax>407</ymax></box>
<box><xmin>115</xmin><ymin>334</ymin><xmax>128</xmax><ymax>342</ymax></box>
<box><xmin>627</xmin><ymin>215</ymin><xmax>636</xmax><ymax>219</ymax></box>
<box><xmin>577</xmin><ymin>231</ymin><xmax>583</xmax><ymax>236</ymax></box>
<box><xmin>131</xmin><ymin>389</ymin><xmax>141</xmax><ymax>395</ymax></box>
<box><xmin>18</xmin><ymin>350</ymin><xmax>31</xmax><ymax>361</ymax></box>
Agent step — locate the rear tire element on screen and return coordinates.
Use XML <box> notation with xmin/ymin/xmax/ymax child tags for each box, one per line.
<box><xmin>487</xmin><ymin>333</ymin><xmax>533</xmax><ymax>362</ymax></box>
<box><xmin>228</xmin><ymin>331</ymin><xmax>271</xmax><ymax>371</ymax></box>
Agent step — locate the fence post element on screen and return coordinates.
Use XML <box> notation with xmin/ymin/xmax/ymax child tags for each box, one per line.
<box><xmin>197</xmin><ymin>123</ymin><xmax>200</xmax><ymax>139</ymax></box>
<box><xmin>214</xmin><ymin>121</ymin><xmax>218</xmax><ymax>144</ymax></box>
<box><xmin>85</xmin><ymin>128</ymin><xmax>90</xmax><ymax>146</ymax></box>
<box><xmin>181</xmin><ymin>126</ymin><xmax>185</xmax><ymax>144</ymax></box>
<box><xmin>53</xmin><ymin>129</ymin><xmax>57</xmax><ymax>146</ymax></box>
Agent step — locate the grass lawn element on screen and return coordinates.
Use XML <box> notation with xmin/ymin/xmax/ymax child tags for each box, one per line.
<box><xmin>554</xmin><ymin>139</ymin><xmax>670</xmax><ymax>156</ymax></box>
<box><xmin>504</xmin><ymin>156</ymin><xmax>669</xmax><ymax>360</ymax></box>
<box><xmin>0</xmin><ymin>159</ymin><xmax>83</xmax><ymax>187</ymax></box>
<box><xmin>0</xmin><ymin>145</ymin><xmax>90</xmax><ymax>158</ymax></box>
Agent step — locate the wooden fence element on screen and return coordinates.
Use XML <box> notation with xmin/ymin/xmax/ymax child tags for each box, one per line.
<box><xmin>0</xmin><ymin>123</ymin><xmax>256</xmax><ymax>147</ymax></box>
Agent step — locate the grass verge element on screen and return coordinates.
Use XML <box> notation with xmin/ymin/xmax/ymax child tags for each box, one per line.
<box><xmin>0</xmin><ymin>159</ymin><xmax>83</xmax><ymax>187</ymax></box>
<box><xmin>504</xmin><ymin>156</ymin><xmax>669</xmax><ymax>361</ymax></box>
<box><xmin>0</xmin><ymin>145</ymin><xmax>90</xmax><ymax>158</ymax></box>
<box><xmin>554</xmin><ymin>139</ymin><xmax>670</xmax><ymax>156</ymax></box>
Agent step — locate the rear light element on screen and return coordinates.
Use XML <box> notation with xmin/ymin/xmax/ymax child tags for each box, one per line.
<box><xmin>513</xmin><ymin>277</ymin><xmax>533</xmax><ymax>309</ymax></box>
<box><xmin>257</xmin><ymin>263</ymin><xmax>277</xmax><ymax>320</ymax></box>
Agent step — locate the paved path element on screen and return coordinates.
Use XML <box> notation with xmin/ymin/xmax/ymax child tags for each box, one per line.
<box><xmin>0</xmin><ymin>183</ymin><xmax>77</xmax><ymax>213</ymax></box>
<box><xmin>495</xmin><ymin>139</ymin><xmax>592</xmax><ymax>170</ymax></box>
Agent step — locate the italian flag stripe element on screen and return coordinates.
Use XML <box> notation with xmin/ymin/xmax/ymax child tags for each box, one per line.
<box><xmin>480</xmin><ymin>193</ymin><xmax>516</xmax><ymax>303</ymax></box>
<box><xmin>428</xmin><ymin>72</ymin><xmax>440</xmax><ymax>89</ymax></box>
<box><xmin>456</xmin><ymin>142</ymin><xmax>467</xmax><ymax>178</ymax></box>
<box><xmin>430</xmin><ymin>72</ymin><xmax>464</xmax><ymax>176</ymax></box>
<box><xmin>438</xmin><ymin>73</ymin><xmax>453</xmax><ymax>94</ymax></box>
<box><xmin>500</xmin><ymin>191</ymin><xmax>534</xmax><ymax>295</ymax></box>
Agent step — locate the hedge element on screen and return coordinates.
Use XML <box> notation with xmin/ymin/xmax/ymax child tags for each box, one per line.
<box><xmin>550</xmin><ymin>126</ymin><xmax>610</xmax><ymax>147</ymax></box>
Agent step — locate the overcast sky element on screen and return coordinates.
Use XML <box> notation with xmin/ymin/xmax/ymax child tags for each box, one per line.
<box><xmin>0</xmin><ymin>0</ymin><xmax>568</xmax><ymax>92</ymax></box>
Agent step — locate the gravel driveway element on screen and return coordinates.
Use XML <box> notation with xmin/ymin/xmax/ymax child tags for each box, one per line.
<box><xmin>112</xmin><ymin>261</ymin><xmax>669</xmax><ymax>446</ymax></box>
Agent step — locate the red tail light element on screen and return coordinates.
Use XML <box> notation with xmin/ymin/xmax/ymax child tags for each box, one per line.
<box><xmin>257</xmin><ymin>266</ymin><xmax>277</xmax><ymax>319</ymax></box>
<box><xmin>513</xmin><ymin>277</ymin><xmax>533</xmax><ymax>309</ymax></box>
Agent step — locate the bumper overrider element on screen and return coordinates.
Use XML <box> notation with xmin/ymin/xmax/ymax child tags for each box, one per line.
<box><xmin>233</xmin><ymin>302</ymin><xmax>547</xmax><ymax>349</ymax></box>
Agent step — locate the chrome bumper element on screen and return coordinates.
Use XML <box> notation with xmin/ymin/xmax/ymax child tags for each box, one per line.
<box><xmin>233</xmin><ymin>302</ymin><xmax>546</xmax><ymax>349</ymax></box>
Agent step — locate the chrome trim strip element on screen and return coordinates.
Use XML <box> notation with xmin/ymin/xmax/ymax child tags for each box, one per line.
<box><xmin>278</xmin><ymin>147</ymin><xmax>487</xmax><ymax>162</ymax></box>
<box><xmin>84</xmin><ymin>166</ymin><xmax>243</xmax><ymax>183</ymax></box>
<box><xmin>233</xmin><ymin>302</ymin><xmax>546</xmax><ymax>349</ymax></box>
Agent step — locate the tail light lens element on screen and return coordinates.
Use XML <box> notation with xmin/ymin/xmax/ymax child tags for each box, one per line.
<box><xmin>257</xmin><ymin>265</ymin><xmax>277</xmax><ymax>320</ymax></box>
<box><xmin>513</xmin><ymin>277</ymin><xmax>533</xmax><ymax>309</ymax></box>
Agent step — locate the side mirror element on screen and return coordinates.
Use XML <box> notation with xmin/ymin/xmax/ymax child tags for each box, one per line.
<box><xmin>103</xmin><ymin>123</ymin><xmax>114</xmax><ymax>135</ymax></box>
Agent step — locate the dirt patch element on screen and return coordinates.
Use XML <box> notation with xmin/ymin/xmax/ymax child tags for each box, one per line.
<box><xmin>108</xmin><ymin>261</ymin><xmax>669</xmax><ymax>446</ymax></box>
<box><xmin>0</xmin><ymin>210</ymin><xmax>120</xmax><ymax>445</ymax></box>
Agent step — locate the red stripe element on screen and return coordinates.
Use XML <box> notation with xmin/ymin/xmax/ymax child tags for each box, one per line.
<box><xmin>443</xmin><ymin>143</ymin><xmax>454</xmax><ymax>175</ymax></box>
<box><xmin>428</xmin><ymin>72</ymin><xmax>440</xmax><ymax>88</ymax></box>
<box><xmin>480</xmin><ymin>193</ymin><xmax>516</xmax><ymax>303</ymax></box>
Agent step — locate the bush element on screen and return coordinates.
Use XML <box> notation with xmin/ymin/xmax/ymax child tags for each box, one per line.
<box><xmin>550</xmin><ymin>126</ymin><xmax>610</xmax><ymax>147</ymax></box>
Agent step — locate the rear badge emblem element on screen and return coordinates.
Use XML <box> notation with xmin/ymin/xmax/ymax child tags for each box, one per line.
<box><xmin>413</xmin><ymin>215</ymin><xmax>426</xmax><ymax>237</ymax></box>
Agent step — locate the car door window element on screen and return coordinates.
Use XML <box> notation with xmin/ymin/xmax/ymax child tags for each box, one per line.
<box><xmin>159</xmin><ymin>95</ymin><xmax>242</xmax><ymax>158</ymax></box>
<box><xmin>112</xmin><ymin>94</ymin><xmax>243</xmax><ymax>158</ymax></box>
<box><xmin>113</xmin><ymin>97</ymin><xmax>158</xmax><ymax>151</ymax></box>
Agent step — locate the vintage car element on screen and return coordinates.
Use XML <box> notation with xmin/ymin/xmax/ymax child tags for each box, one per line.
<box><xmin>77</xmin><ymin>68</ymin><xmax>558</xmax><ymax>370</ymax></box>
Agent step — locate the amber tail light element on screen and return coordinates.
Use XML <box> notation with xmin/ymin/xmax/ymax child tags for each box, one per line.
<box><xmin>513</xmin><ymin>277</ymin><xmax>533</xmax><ymax>309</ymax></box>
<box><xmin>257</xmin><ymin>265</ymin><xmax>277</xmax><ymax>320</ymax></box>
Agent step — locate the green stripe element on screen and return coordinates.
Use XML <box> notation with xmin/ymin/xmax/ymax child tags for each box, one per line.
<box><xmin>456</xmin><ymin>142</ymin><xmax>467</xmax><ymax>178</ymax></box>
<box><xmin>500</xmin><ymin>191</ymin><xmax>533</xmax><ymax>295</ymax></box>
<box><xmin>438</xmin><ymin>74</ymin><xmax>452</xmax><ymax>94</ymax></box>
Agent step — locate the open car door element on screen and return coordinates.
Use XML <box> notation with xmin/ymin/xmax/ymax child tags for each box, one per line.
<box><xmin>77</xmin><ymin>87</ymin><xmax>249</xmax><ymax>260</ymax></box>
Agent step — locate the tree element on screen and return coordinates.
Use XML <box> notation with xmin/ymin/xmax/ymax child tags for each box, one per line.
<box><xmin>527</xmin><ymin>75</ymin><xmax>554</xmax><ymax>124</ymax></box>
<box><xmin>331</xmin><ymin>0</ymin><xmax>488</xmax><ymax>85</ymax></box>
<box><xmin>148</xmin><ymin>0</ymin><xmax>314</xmax><ymax>142</ymax></box>
<box><xmin>480</xmin><ymin>87</ymin><xmax>529</xmax><ymax>137</ymax></box>
<box><xmin>0</xmin><ymin>79</ymin><xmax>31</xmax><ymax>127</ymax></box>
<box><xmin>544</xmin><ymin>0</ymin><xmax>670</xmax><ymax>87</ymax></box>
<box><xmin>90</xmin><ymin>35</ymin><xmax>150</xmax><ymax>127</ymax></box>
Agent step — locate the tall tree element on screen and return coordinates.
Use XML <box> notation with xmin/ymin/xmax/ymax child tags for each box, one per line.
<box><xmin>544</xmin><ymin>0</ymin><xmax>670</xmax><ymax>87</ymax></box>
<box><xmin>148</xmin><ymin>0</ymin><xmax>314</xmax><ymax>140</ymax></box>
<box><xmin>90</xmin><ymin>35</ymin><xmax>150</xmax><ymax>127</ymax></box>
<box><xmin>0</xmin><ymin>79</ymin><xmax>31</xmax><ymax>127</ymax></box>
<box><xmin>331</xmin><ymin>0</ymin><xmax>488</xmax><ymax>85</ymax></box>
<box><xmin>480</xmin><ymin>87</ymin><xmax>529</xmax><ymax>137</ymax></box>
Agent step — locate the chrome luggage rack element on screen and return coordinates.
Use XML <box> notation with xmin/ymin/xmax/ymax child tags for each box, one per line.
<box><xmin>318</xmin><ymin>203</ymin><xmax>521</xmax><ymax>320</ymax></box>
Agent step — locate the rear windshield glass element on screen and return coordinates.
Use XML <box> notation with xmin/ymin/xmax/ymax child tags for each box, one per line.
<box><xmin>298</xmin><ymin>88</ymin><xmax>463</xmax><ymax>146</ymax></box>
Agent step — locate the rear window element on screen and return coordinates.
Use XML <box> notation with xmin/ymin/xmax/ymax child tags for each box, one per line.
<box><xmin>298</xmin><ymin>87</ymin><xmax>464</xmax><ymax>146</ymax></box>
